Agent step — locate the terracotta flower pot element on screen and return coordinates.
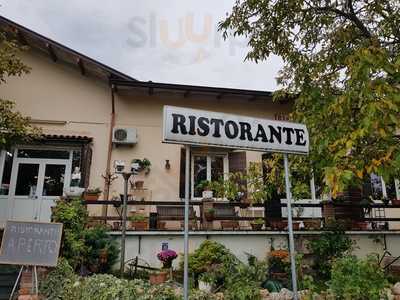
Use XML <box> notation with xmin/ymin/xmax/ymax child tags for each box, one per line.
<box><xmin>134</xmin><ymin>181</ymin><xmax>144</xmax><ymax>189</ymax></box>
<box><xmin>84</xmin><ymin>193</ymin><xmax>100</xmax><ymax>201</ymax></box>
<box><xmin>149</xmin><ymin>271</ymin><xmax>168</xmax><ymax>284</ymax></box>
<box><xmin>303</xmin><ymin>219</ymin><xmax>321</xmax><ymax>230</ymax></box>
<box><xmin>157</xmin><ymin>221</ymin><xmax>166</xmax><ymax>230</ymax></box>
<box><xmin>221</xmin><ymin>220</ymin><xmax>239</xmax><ymax>230</ymax></box>
<box><xmin>352</xmin><ymin>221</ymin><xmax>369</xmax><ymax>230</ymax></box>
<box><xmin>112</xmin><ymin>222</ymin><xmax>121</xmax><ymax>231</ymax></box>
<box><xmin>270</xmin><ymin>220</ymin><xmax>288</xmax><ymax>231</ymax></box>
<box><xmin>131</xmin><ymin>221</ymin><xmax>148</xmax><ymax>230</ymax></box>
<box><xmin>250</xmin><ymin>223</ymin><xmax>263</xmax><ymax>230</ymax></box>
<box><xmin>204</xmin><ymin>211</ymin><xmax>215</xmax><ymax>222</ymax></box>
<box><xmin>392</xmin><ymin>199</ymin><xmax>400</xmax><ymax>206</ymax></box>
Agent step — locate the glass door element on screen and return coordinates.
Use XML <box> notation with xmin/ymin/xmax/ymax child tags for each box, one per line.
<box><xmin>9</xmin><ymin>158</ymin><xmax>70</xmax><ymax>222</ymax></box>
<box><xmin>10</xmin><ymin>162</ymin><xmax>41</xmax><ymax>221</ymax></box>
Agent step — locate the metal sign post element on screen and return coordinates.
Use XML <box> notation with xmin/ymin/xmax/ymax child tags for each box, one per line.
<box><xmin>283</xmin><ymin>153</ymin><xmax>298</xmax><ymax>300</ymax></box>
<box><xmin>183</xmin><ymin>145</ymin><xmax>191</xmax><ymax>300</ymax></box>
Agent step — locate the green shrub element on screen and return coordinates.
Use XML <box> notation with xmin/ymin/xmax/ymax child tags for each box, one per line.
<box><xmin>83</xmin><ymin>225</ymin><xmax>119</xmax><ymax>273</ymax></box>
<box><xmin>52</xmin><ymin>198</ymin><xmax>119</xmax><ymax>272</ymax></box>
<box><xmin>39</xmin><ymin>258</ymin><xmax>79</xmax><ymax>300</ymax></box>
<box><xmin>183</xmin><ymin>240</ymin><xmax>239</xmax><ymax>280</ymax></box>
<box><xmin>77</xmin><ymin>274</ymin><xmax>143</xmax><ymax>300</ymax></box>
<box><xmin>329</xmin><ymin>255</ymin><xmax>389</xmax><ymax>300</ymax></box>
<box><xmin>308</xmin><ymin>223</ymin><xmax>353</xmax><ymax>280</ymax></box>
<box><xmin>52</xmin><ymin>198</ymin><xmax>88</xmax><ymax>269</ymax></box>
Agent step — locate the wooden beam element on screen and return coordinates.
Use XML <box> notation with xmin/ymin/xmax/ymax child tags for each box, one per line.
<box><xmin>183</xmin><ymin>90</ymin><xmax>191</xmax><ymax>98</ymax></box>
<box><xmin>46</xmin><ymin>43</ymin><xmax>57</xmax><ymax>62</ymax></box>
<box><xmin>16</xmin><ymin>29</ymin><xmax>28</xmax><ymax>46</ymax></box>
<box><xmin>76</xmin><ymin>58</ymin><xmax>85</xmax><ymax>76</ymax></box>
<box><xmin>248</xmin><ymin>95</ymin><xmax>257</xmax><ymax>102</ymax></box>
<box><xmin>216</xmin><ymin>93</ymin><xmax>225</xmax><ymax>99</ymax></box>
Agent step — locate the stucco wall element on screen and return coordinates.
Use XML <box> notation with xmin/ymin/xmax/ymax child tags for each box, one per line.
<box><xmin>109</xmin><ymin>92</ymin><xmax>291</xmax><ymax>201</ymax></box>
<box><xmin>0</xmin><ymin>48</ymin><xmax>291</xmax><ymax>211</ymax></box>
<box><xmin>110</xmin><ymin>231</ymin><xmax>400</xmax><ymax>268</ymax></box>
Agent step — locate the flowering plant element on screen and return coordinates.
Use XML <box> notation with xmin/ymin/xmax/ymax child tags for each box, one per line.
<box><xmin>268</xmin><ymin>249</ymin><xmax>290</xmax><ymax>273</ymax></box>
<box><xmin>157</xmin><ymin>249</ymin><xmax>177</xmax><ymax>268</ymax></box>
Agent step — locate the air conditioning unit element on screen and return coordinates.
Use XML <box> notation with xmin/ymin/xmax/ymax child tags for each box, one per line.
<box><xmin>112</xmin><ymin>128</ymin><xmax>137</xmax><ymax>145</ymax></box>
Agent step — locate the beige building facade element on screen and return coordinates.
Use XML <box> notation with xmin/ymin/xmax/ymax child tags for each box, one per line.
<box><xmin>0</xmin><ymin>16</ymin><xmax>292</xmax><ymax>226</ymax></box>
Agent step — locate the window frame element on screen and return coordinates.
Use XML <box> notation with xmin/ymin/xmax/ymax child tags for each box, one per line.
<box><xmin>190</xmin><ymin>151</ymin><xmax>229</xmax><ymax>200</ymax></box>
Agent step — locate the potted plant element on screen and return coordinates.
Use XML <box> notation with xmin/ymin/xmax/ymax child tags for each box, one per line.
<box><xmin>197</xmin><ymin>180</ymin><xmax>213</xmax><ymax>199</ymax></box>
<box><xmin>149</xmin><ymin>270</ymin><xmax>169</xmax><ymax>284</ymax></box>
<box><xmin>83</xmin><ymin>187</ymin><xmax>102</xmax><ymax>201</ymax></box>
<box><xmin>131</xmin><ymin>158</ymin><xmax>151</xmax><ymax>175</ymax></box>
<box><xmin>303</xmin><ymin>219</ymin><xmax>322</xmax><ymax>230</ymax></box>
<box><xmin>268</xmin><ymin>249</ymin><xmax>290</xmax><ymax>280</ymax></box>
<box><xmin>250</xmin><ymin>218</ymin><xmax>264</xmax><ymax>230</ymax></box>
<box><xmin>134</xmin><ymin>180</ymin><xmax>145</xmax><ymax>190</ymax></box>
<box><xmin>270</xmin><ymin>220</ymin><xmax>288</xmax><ymax>230</ymax></box>
<box><xmin>204</xmin><ymin>208</ymin><xmax>215</xmax><ymax>222</ymax></box>
<box><xmin>198</xmin><ymin>273</ymin><xmax>213</xmax><ymax>292</ymax></box>
<box><xmin>392</xmin><ymin>198</ymin><xmax>400</xmax><ymax>206</ymax></box>
<box><xmin>352</xmin><ymin>221</ymin><xmax>369</xmax><ymax>230</ymax></box>
<box><xmin>129</xmin><ymin>214</ymin><xmax>148</xmax><ymax>230</ymax></box>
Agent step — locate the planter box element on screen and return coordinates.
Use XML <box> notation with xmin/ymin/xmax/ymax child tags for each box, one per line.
<box><xmin>250</xmin><ymin>223</ymin><xmax>263</xmax><ymax>230</ymax></box>
<box><xmin>83</xmin><ymin>193</ymin><xmax>100</xmax><ymax>201</ymax></box>
<box><xmin>149</xmin><ymin>271</ymin><xmax>168</xmax><ymax>284</ymax></box>
<box><xmin>303</xmin><ymin>219</ymin><xmax>321</xmax><ymax>230</ymax></box>
<box><xmin>352</xmin><ymin>221</ymin><xmax>369</xmax><ymax>230</ymax></box>
<box><xmin>270</xmin><ymin>220</ymin><xmax>288</xmax><ymax>231</ymax></box>
<box><xmin>221</xmin><ymin>220</ymin><xmax>239</xmax><ymax>230</ymax></box>
<box><xmin>131</xmin><ymin>221</ymin><xmax>148</xmax><ymax>230</ymax></box>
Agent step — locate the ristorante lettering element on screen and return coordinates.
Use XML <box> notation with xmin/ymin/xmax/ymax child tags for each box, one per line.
<box><xmin>170</xmin><ymin>114</ymin><xmax>306</xmax><ymax>147</ymax></box>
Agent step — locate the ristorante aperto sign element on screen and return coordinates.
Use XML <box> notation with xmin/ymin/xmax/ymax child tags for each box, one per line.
<box><xmin>162</xmin><ymin>106</ymin><xmax>309</xmax><ymax>155</ymax></box>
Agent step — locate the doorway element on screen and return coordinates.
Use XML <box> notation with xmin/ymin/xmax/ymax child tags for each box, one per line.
<box><xmin>7</xmin><ymin>148</ymin><xmax>71</xmax><ymax>222</ymax></box>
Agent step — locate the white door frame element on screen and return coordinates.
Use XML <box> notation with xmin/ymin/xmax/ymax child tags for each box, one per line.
<box><xmin>7</xmin><ymin>148</ymin><xmax>72</xmax><ymax>221</ymax></box>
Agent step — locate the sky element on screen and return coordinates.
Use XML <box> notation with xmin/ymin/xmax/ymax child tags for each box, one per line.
<box><xmin>0</xmin><ymin>0</ymin><xmax>283</xmax><ymax>91</ymax></box>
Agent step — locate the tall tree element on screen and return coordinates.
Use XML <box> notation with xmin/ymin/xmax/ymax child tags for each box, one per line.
<box><xmin>220</xmin><ymin>1</ymin><xmax>400</xmax><ymax>196</ymax></box>
<box><xmin>0</xmin><ymin>31</ymin><xmax>40</xmax><ymax>149</ymax></box>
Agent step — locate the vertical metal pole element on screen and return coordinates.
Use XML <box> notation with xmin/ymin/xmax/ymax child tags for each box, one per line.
<box><xmin>34</xmin><ymin>265</ymin><xmax>38</xmax><ymax>295</ymax></box>
<box><xmin>283</xmin><ymin>154</ymin><xmax>298</xmax><ymax>300</ymax></box>
<box><xmin>183</xmin><ymin>145</ymin><xmax>190</xmax><ymax>300</ymax></box>
<box><xmin>120</xmin><ymin>173</ymin><xmax>130</xmax><ymax>278</ymax></box>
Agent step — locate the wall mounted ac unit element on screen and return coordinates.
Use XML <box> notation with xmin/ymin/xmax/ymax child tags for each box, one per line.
<box><xmin>112</xmin><ymin>128</ymin><xmax>137</xmax><ymax>145</ymax></box>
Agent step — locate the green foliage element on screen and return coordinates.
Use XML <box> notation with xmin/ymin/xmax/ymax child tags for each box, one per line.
<box><xmin>52</xmin><ymin>198</ymin><xmax>88</xmax><ymax>269</ymax></box>
<box><xmin>40</xmin><ymin>258</ymin><xmax>79</xmax><ymax>300</ymax></box>
<box><xmin>329</xmin><ymin>255</ymin><xmax>389</xmax><ymax>300</ymax></box>
<box><xmin>0</xmin><ymin>32</ymin><xmax>40</xmax><ymax>149</ymax></box>
<box><xmin>183</xmin><ymin>240</ymin><xmax>239</xmax><ymax>280</ymax></box>
<box><xmin>52</xmin><ymin>198</ymin><xmax>119</xmax><ymax>272</ymax></box>
<box><xmin>251</xmin><ymin>218</ymin><xmax>264</xmax><ymax>225</ymax></box>
<box><xmin>189</xmin><ymin>289</ymin><xmax>218</xmax><ymax>300</ymax></box>
<box><xmin>308</xmin><ymin>224</ymin><xmax>353</xmax><ymax>280</ymax></box>
<box><xmin>129</xmin><ymin>214</ymin><xmax>147</xmax><ymax>222</ymax></box>
<box><xmin>220</xmin><ymin>0</ymin><xmax>400</xmax><ymax>196</ymax></box>
<box><xmin>83</xmin><ymin>226</ymin><xmax>119</xmax><ymax>273</ymax></box>
<box><xmin>86</xmin><ymin>187</ymin><xmax>102</xmax><ymax>194</ymax></box>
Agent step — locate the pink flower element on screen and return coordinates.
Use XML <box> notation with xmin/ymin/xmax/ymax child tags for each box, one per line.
<box><xmin>157</xmin><ymin>249</ymin><xmax>177</xmax><ymax>264</ymax></box>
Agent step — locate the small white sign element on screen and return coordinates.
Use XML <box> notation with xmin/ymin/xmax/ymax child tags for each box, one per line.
<box><xmin>162</xmin><ymin>106</ymin><xmax>309</xmax><ymax>155</ymax></box>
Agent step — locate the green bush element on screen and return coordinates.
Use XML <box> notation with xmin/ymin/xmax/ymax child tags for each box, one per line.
<box><xmin>52</xmin><ymin>198</ymin><xmax>119</xmax><ymax>272</ymax></box>
<box><xmin>84</xmin><ymin>225</ymin><xmax>119</xmax><ymax>273</ymax></box>
<box><xmin>329</xmin><ymin>255</ymin><xmax>389</xmax><ymax>300</ymax></box>
<box><xmin>183</xmin><ymin>240</ymin><xmax>239</xmax><ymax>280</ymax></box>
<box><xmin>40</xmin><ymin>258</ymin><xmax>79</xmax><ymax>300</ymax></box>
<box><xmin>308</xmin><ymin>223</ymin><xmax>353</xmax><ymax>280</ymax></box>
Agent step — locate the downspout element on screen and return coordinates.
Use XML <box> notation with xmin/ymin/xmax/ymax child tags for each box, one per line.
<box><xmin>102</xmin><ymin>84</ymin><xmax>116</xmax><ymax>218</ymax></box>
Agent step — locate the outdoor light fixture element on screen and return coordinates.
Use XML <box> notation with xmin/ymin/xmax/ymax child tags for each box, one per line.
<box><xmin>114</xmin><ymin>160</ymin><xmax>125</xmax><ymax>173</ymax></box>
<box><xmin>165</xmin><ymin>159</ymin><xmax>171</xmax><ymax>170</ymax></box>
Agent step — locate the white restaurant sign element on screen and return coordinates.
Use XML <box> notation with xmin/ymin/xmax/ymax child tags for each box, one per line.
<box><xmin>162</xmin><ymin>106</ymin><xmax>309</xmax><ymax>155</ymax></box>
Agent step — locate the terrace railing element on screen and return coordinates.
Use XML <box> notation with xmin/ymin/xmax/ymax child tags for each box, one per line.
<box><xmin>84</xmin><ymin>199</ymin><xmax>400</xmax><ymax>231</ymax></box>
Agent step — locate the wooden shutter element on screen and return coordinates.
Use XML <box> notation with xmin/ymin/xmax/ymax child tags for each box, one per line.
<box><xmin>80</xmin><ymin>144</ymin><xmax>93</xmax><ymax>188</ymax></box>
<box><xmin>228</xmin><ymin>151</ymin><xmax>246</xmax><ymax>174</ymax></box>
<box><xmin>228</xmin><ymin>151</ymin><xmax>247</xmax><ymax>198</ymax></box>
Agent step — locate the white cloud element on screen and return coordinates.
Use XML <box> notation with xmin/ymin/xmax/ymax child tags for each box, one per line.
<box><xmin>0</xmin><ymin>0</ymin><xmax>283</xmax><ymax>91</ymax></box>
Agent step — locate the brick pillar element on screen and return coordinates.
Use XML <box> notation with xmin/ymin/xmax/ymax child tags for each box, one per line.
<box><xmin>202</xmin><ymin>199</ymin><xmax>214</xmax><ymax>230</ymax></box>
